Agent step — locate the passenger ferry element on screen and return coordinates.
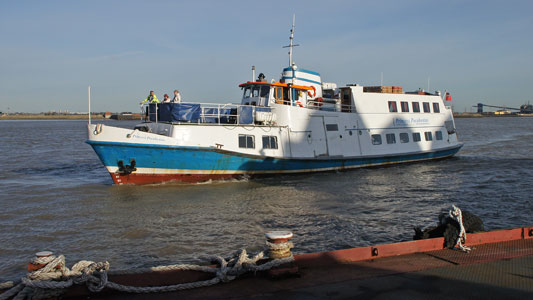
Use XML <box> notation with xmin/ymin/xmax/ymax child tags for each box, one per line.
<box><xmin>86</xmin><ymin>24</ymin><xmax>462</xmax><ymax>185</ymax></box>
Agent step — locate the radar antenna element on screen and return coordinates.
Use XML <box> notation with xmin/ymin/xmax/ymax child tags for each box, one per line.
<box><xmin>283</xmin><ymin>14</ymin><xmax>299</xmax><ymax>67</ymax></box>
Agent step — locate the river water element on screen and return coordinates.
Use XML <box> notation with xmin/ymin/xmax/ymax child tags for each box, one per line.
<box><xmin>1</xmin><ymin>117</ymin><xmax>532</xmax><ymax>280</ymax></box>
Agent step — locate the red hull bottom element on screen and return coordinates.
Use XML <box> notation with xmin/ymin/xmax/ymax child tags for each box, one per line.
<box><xmin>110</xmin><ymin>172</ymin><xmax>241</xmax><ymax>185</ymax></box>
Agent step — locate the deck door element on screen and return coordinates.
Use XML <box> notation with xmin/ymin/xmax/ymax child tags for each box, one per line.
<box><xmin>288</xmin><ymin>116</ymin><xmax>328</xmax><ymax>158</ymax></box>
<box><xmin>323</xmin><ymin>116</ymin><xmax>343</xmax><ymax>156</ymax></box>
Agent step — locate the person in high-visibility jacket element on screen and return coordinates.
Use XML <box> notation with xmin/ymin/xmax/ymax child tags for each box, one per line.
<box><xmin>140</xmin><ymin>91</ymin><xmax>159</xmax><ymax>104</ymax></box>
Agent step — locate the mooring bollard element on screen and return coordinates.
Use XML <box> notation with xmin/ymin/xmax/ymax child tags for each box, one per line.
<box><xmin>265</xmin><ymin>231</ymin><xmax>294</xmax><ymax>259</ymax></box>
<box><xmin>27</xmin><ymin>251</ymin><xmax>55</xmax><ymax>272</ymax></box>
<box><xmin>264</xmin><ymin>231</ymin><xmax>298</xmax><ymax>278</ymax></box>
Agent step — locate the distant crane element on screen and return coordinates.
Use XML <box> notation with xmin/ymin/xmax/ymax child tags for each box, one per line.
<box><xmin>474</xmin><ymin>103</ymin><xmax>533</xmax><ymax>114</ymax></box>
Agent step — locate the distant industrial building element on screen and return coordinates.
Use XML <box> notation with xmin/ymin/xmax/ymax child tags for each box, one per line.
<box><xmin>475</xmin><ymin>103</ymin><xmax>533</xmax><ymax>114</ymax></box>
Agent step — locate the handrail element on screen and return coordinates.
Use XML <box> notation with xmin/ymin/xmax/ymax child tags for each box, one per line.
<box><xmin>141</xmin><ymin>102</ymin><xmax>267</xmax><ymax>125</ymax></box>
<box><xmin>140</xmin><ymin>99</ymin><xmax>355</xmax><ymax>126</ymax></box>
<box><xmin>306</xmin><ymin>99</ymin><xmax>354</xmax><ymax>113</ymax></box>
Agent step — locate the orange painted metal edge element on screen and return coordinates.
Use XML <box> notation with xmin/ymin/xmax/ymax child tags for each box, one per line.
<box><xmin>239</xmin><ymin>81</ymin><xmax>286</xmax><ymax>88</ymax></box>
<box><xmin>465</xmin><ymin>228</ymin><xmax>524</xmax><ymax>246</ymax></box>
<box><xmin>238</xmin><ymin>81</ymin><xmax>314</xmax><ymax>90</ymax></box>
<box><xmin>524</xmin><ymin>226</ymin><xmax>533</xmax><ymax>239</ymax></box>
<box><xmin>294</xmin><ymin>238</ymin><xmax>445</xmax><ymax>267</ymax></box>
<box><xmin>294</xmin><ymin>226</ymin><xmax>533</xmax><ymax>266</ymax></box>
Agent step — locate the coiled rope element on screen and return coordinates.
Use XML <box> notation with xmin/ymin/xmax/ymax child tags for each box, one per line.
<box><xmin>449</xmin><ymin>205</ymin><xmax>472</xmax><ymax>253</ymax></box>
<box><xmin>0</xmin><ymin>244</ymin><xmax>294</xmax><ymax>300</ymax></box>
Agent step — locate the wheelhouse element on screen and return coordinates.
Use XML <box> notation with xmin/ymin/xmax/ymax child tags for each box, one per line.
<box><xmin>239</xmin><ymin>81</ymin><xmax>313</xmax><ymax>108</ymax></box>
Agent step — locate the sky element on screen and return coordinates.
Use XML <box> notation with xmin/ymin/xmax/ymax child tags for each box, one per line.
<box><xmin>1</xmin><ymin>0</ymin><xmax>532</xmax><ymax>113</ymax></box>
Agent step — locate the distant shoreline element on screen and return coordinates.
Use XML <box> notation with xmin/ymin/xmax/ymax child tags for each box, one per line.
<box><xmin>453</xmin><ymin>113</ymin><xmax>533</xmax><ymax>118</ymax></box>
<box><xmin>0</xmin><ymin>114</ymin><xmax>105</xmax><ymax>120</ymax></box>
<box><xmin>1</xmin><ymin>114</ymin><xmax>142</xmax><ymax>120</ymax></box>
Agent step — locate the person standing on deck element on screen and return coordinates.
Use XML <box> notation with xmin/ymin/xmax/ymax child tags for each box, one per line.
<box><xmin>140</xmin><ymin>90</ymin><xmax>159</xmax><ymax>104</ymax></box>
<box><xmin>162</xmin><ymin>94</ymin><xmax>170</xmax><ymax>103</ymax></box>
<box><xmin>172</xmin><ymin>90</ymin><xmax>181</xmax><ymax>103</ymax></box>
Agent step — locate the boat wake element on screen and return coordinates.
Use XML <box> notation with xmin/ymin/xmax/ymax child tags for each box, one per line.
<box><xmin>137</xmin><ymin>175</ymin><xmax>252</xmax><ymax>187</ymax></box>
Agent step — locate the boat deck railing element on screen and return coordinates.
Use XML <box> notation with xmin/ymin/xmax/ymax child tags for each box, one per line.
<box><xmin>141</xmin><ymin>102</ymin><xmax>274</xmax><ymax>125</ymax></box>
<box><xmin>306</xmin><ymin>98</ymin><xmax>354</xmax><ymax>113</ymax></box>
<box><xmin>141</xmin><ymin>99</ymin><xmax>354</xmax><ymax>126</ymax></box>
<box><xmin>274</xmin><ymin>98</ymin><xmax>353</xmax><ymax>113</ymax></box>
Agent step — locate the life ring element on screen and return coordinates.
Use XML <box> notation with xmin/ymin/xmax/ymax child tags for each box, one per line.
<box><xmin>296</xmin><ymin>101</ymin><xmax>303</xmax><ymax>108</ymax></box>
<box><xmin>307</xmin><ymin>86</ymin><xmax>316</xmax><ymax>98</ymax></box>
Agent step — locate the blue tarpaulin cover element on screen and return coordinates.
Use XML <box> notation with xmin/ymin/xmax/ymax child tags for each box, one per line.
<box><xmin>158</xmin><ymin>103</ymin><xmax>173</xmax><ymax>122</ymax></box>
<box><xmin>171</xmin><ymin>103</ymin><xmax>201</xmax><ymax>122</ymax></box>
<box><xmin>148</xmin><ymin>103</ymin><xmax>158</xmax><ymax>121</ymax></box>
<box><xmin>239</xmin><ymin>106</ymin><xmax>253</xmax><ymax>124</ymax></box>
<box><xmin>149</xmin><ymin>103</ymin><xmax>201</xmax><ymax>122</ymax></box>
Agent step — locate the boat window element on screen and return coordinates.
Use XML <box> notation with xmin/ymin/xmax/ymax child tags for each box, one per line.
<box><xmin>275</xmin><ymin>87</ymin><xmax>283</xmax><ymax>100</ymax></box>
<box><xmin>401</xmin><ymin>101</ymin><xmax>409</xmax><ymax>112</ymax></box>
<box><xmin>435</xmin><ymin>131</ymin><xmax>443</xmax><ymax>140</ymax></box>
<box><xmin>262</xmin><ymin>136</ymin><xmax>278</xmax><ymax>149</ymax></box>
<box><xmin>423</xmin><ymin>102</ymin><xmax>431</xmax><ymax>113</ymax></box>
<box><xmin>323</xmin><ymin>89</ymin><xmax>335</xmax><ymax>98</ymax></box>
<box><xmin>412</xmin><ymin>102</ymin><xmax>420</xmax><ymax>113</ymax></box>
<box><xmin>238</xmin><ymin>134</ymin><xmax>255</xmax><ymax>148</ymax></box>
<box><xmin>400</xmin><ymin>132</ymin><xmax>409</xmax><ymax>143</ymax></box>
<box><xmin>424</xmin><ymin>131</ymin><xmax>433</xmax><ymax>141</ymax></box>
<box><xmin>343</xmin><ymin>89</ymin><xmax>351</xmax><ymax>101</ymax></box>
<box><xmin>386</xmin><ymin>133</ymin><xmax>396</xmax><ymax>144</ymax></box>
<box><xmin>326</xmin><ymin>124</ymin><xmax>338</xmax><ymax>131</ymax></box>
<box><xmin>413</xmin><ymin>132</ymin><xmax>421</xmax><ymax>142</ymax></box>
<box><xmin>260</xmin><ymin>86</ymin><xmax>270</xmax><ymax>98</ymax></box>
<box><xmin>388</xmin><ymin>101</ymin><xmax>398</xmax><ymax>112</ymax></box>
<box><xmin>283</xmin><ymin>88</ymin><xmax>289</xmax><ymax>101</ymax></box>
<box><xmin>294</xmin><ymin>89</ymin><xmax>300</xmax><ymax>100</ymax></box>
<box><xmin>243</xmin><ymin>87</ymin><xmax>251</xmax><ymax>98</ymax></box>
<box><xmin>275</xmin><ymin>87</ymin><xmax>287</xmax><ymax>105</ymax></box>
<box><xmin>252</xmin><ymin>86</ymin><xmax>260</xmax><ymax>97</ymax></box>
<box><xmin>341</xmin><ymin>89</ymin><xmax>352</xmax><ymax>112</ymax></box>
<box><xmin>371</xmin><ymin>134</ymin><xmax>382</xmax><ymax>145</ymax></box>
<box><xmin>433</xmin><ymin>103</ymin><xmax>440</xmax><ymax>113</ymax></box>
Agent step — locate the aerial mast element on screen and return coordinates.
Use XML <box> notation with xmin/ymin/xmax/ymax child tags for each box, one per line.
<box><xmin>283</xmin><ymin>14</ymin><xmax>299</xmax><ymax>67</ymax></box>
<box><xmin>88</xmin><ymin>86</ymin><xmax>91</xmax><ymax>125</ymax></box>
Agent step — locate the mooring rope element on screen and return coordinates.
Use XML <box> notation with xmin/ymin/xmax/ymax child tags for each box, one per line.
<box><xmin>449</xmin><ymin>205</ymin><xmax>472</xmax><ymax>253</ymax></box>
<box><xmin>0</xmin><ymin>243</ymin><xmax>294</xmax><ymax>300</ymax></box>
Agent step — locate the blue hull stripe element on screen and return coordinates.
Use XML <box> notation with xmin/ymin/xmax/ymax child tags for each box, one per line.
<box><xmin>87</xmin><ymin>140</ymin><xmax>462</xmax><ymax>174</ymax></box>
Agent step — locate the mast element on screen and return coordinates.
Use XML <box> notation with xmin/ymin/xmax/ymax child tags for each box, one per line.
<box><xmin>283</xmin><ymin>14</ymin><xmax>299</xmax><ymax>67</ymax></box>
<box><xmin>88</xmin><ymin>85</ymin><xmax>91</xmax><ymax>125</ymax></box>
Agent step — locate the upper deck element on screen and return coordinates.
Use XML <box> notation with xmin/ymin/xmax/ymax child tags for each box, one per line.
<box><xmin>141</xmin><ymin>65</ymin><xmax>453</xmax><ymax>129</ymax></box>
<box><xmin>142</xmin><ymin>83</ymin><xmax>451</xmax><ymax>127</ymax></box>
